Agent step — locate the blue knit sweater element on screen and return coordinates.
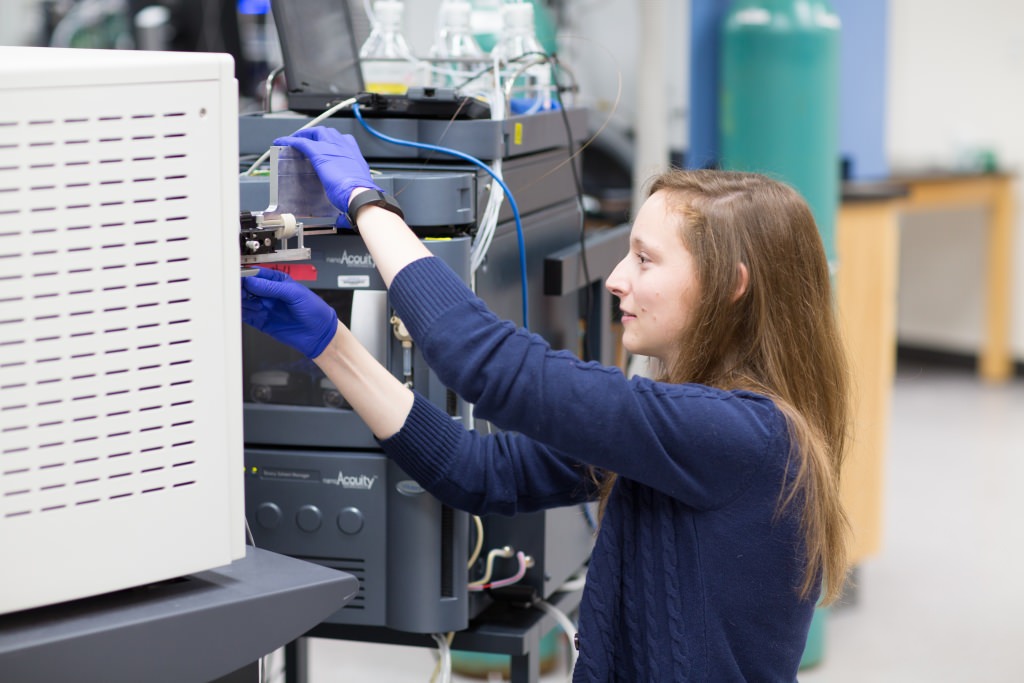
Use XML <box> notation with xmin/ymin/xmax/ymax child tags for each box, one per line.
<box><xmin>380</xmin><ymin>257</ymin><xmax>816</xmax><ymax>681</ymax></box>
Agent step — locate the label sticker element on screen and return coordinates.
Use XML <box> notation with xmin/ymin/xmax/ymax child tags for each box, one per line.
<box><xmin>396</xmin><ymin>480</ymin><xmax>426</xmax><ymax>496</ymax></box>
<box><xmin>264</xmin><ymin>263</ymin><xmax>317</xmax><ymax>280</ymax></box>
<box><xmin>337</xmin><ymin>274</ymin><xmax>371</xmax><ymax>288</ymax></box>
<box><xmin>260</xmin><ymin>467</ymin><xmax>319</xmax><ymax>482</ymax></box>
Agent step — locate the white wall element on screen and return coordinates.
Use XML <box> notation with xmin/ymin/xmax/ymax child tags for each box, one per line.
<box><xmin>887</xmin><ymin>1</ymin><xmax>1024</xmax><ymax>360</ymax></box>
<box><xmin>558</xmin><ymin>0</ymin><xmax>688</xmax><ymax>153</ymax></box>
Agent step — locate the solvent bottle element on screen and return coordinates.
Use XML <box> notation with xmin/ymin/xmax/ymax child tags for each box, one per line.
<box><xmin>359</xmin><ymin>0</ymin><xmax>419</xmax><ymax>94</ymax></box>
<box><xmin>489</xmin><ymin>2</ymin><xmax>552</xmax><ymax>113</ymax></box>
<box><xmin>429</xmin><ymin>1</ymin><xmax>486</xmax><ymax>88</ymax></box>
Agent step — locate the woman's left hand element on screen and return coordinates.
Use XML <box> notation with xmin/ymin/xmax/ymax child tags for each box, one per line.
<box><xmin>241</xmin><ymin>268</ymin><xmax>339</xmax><ymax>358</ymax></box>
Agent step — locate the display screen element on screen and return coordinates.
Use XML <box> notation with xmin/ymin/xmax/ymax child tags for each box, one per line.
<box><xmin>270</xmin><ymin>0</ymin><xmax>364</xmax><ymax>98</ymax></box>
<box><xmin>242</xmin><ymin>288</ymin><xmax>354</xmax><ymax>409</ymax></box>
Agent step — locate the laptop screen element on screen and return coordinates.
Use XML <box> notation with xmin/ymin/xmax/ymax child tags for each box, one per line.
<box><xmin>270</xmin><ymin>0</ymin><xmax>365</xmax><ymax>112</ymax></box>
<box><xmin>269</xmin><ymin>0</ymin><xmax>491</xmax><ymax>120</ymax></box>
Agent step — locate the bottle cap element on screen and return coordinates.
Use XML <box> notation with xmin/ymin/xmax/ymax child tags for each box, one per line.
<box><xmin>374</xmin><ymin>0</ymin><xmax>404</xmax><ymax>24</ymax></box>
<box><xmin>500</xmin><ymin>3</ymin><xmax>535</xmax><ymax>31</ymax></box>
<box><xmin>440</xmin><ymin>1</ymin><xmax>473</xmax><ymax>28</ymax></box>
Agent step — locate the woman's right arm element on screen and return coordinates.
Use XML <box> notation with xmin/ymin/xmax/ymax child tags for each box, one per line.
<box><xmin>242</xmin><ymin>269</ymin><xmax>595</xmax><ymax>516</ymax></box>
<box><xmin>381</xmin><ymin>393</ymin><xmax>598</xmax><ymax>516</ymax></box>
<box><xmin>313</xmin><ymin>322</ymin><xmax>596</xmax><ymax>515</ymax></box>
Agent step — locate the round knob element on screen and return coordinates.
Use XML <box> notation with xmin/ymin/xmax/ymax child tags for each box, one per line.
<box><xmin>337</xmin><ymin>507</ymin><xmax>364</xmax><ymax>535</ymax></box>
<box><xmin>256</xmin><ymin>502</ymin><xmax>282</xmax><ymax>529</ymax></box>
<box><xmin>296</xmin><ymin>504</ymin><xmax>322</xmax><ymax>532</ymax></box>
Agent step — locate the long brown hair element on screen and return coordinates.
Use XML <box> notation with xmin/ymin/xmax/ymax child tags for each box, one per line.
<box><xmin>600</xmin><ymin>169</ymin><xmax>851</xmax><ymax>604</ymax></box>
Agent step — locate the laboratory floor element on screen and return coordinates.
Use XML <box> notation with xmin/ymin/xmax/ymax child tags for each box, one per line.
<box><xmin>800</xmin><ymin>358</ymin><xmax>1024</xmax><ymax>683</ymax></box>
<box><xmin>273</xmin><ymin>358</ymin><xmax>1024</xmax><ymax>683</ymax></box>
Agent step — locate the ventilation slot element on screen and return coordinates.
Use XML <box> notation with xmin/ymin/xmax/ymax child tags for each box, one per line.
<box><xmin>307</xmin><ymin>558</ymin><xmax>367</xmax><ymax>609</ymax></box>
<box><xmin>440</xmin><ymin>505</ymin><xmax>455</xmax><ymax>598</ymax></box>
<box><xmin>1</xmin><ymin>113</ymin><xmax>191</xmax><ymax>217</ymax></box>
<box><xmin>0</xmin><ymin>104</ymin><xmax>205</xmax><ymax>519</ymax></box>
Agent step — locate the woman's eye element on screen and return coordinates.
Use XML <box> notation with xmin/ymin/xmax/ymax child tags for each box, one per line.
<box><xmin>637</xmin><ymin>253</ymin><xmax>650</xmax><ymax>264</ymax></box>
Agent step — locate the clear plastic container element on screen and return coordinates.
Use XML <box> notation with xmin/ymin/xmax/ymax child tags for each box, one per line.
<box><xmin>359</xmin><ymin>0</ymin><xmax>419</xmax><ymax>94</ymax></box>
<box><xmin>489</xmin><ymin>3</ymin><xmax>552</xmax><ymax>113</ymax></box>
<box><xmin>429</xmin><ymin>0</ymin><xmax>486</xmax><ymax>89</ymax></box>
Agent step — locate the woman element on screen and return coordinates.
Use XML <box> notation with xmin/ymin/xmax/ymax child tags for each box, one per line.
<box><xmin>241</xmin><ymin>127</ymin><xmax>850</xmax><ymax>681</ymax></box>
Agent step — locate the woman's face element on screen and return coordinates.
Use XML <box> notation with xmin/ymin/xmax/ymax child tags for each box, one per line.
<box><xmin>606</xmin><ymin>190</ymin><xmax>700</xmax><ymax>367</ymax></box>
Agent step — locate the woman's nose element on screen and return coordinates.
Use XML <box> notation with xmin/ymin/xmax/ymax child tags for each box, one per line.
<box><xmin>606</xmin><ymin>258</ymin><xmax>627</xmax><ymax>298</ymax></box>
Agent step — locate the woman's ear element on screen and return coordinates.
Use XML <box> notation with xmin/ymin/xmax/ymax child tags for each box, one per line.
<box><xmin>732</xmin><ymin>262</ymin><xmax>749</xmax><ymax>302</ymax></box>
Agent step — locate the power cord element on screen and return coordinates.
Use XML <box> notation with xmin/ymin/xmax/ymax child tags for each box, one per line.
<box><xmin>536</xmin><ymin>599</ymin><xmax>579</xmax><ymax>681</ymax></box>
<box><xmin>468</xmin><ymin>515</ymin><xmax>484</xmax><ymax>569</ymax></box>
<box><xmin>550</xmin><ymin>54</ymin><xmax>595</xmax><ymax>362</ymax></box>
<box><xmin>556</xmin><ymin>569</ymin><xmax>587</xmax><ymax>594</ymax></box>
<box><xmin>241</xmin><ymin>95</ymin><xmax>361</xmax><ymax>176</ymax></box>
<box><xmin>467</xmin><ymin>546</ymin><xmax>515</xmax><ymax>588</ymax></box>
<box><xmin>468</xmin><ymin>550</ymin><xmax>529</xmax><ymax>591</ymax></box>
<box><xmin>429</xmin><ymin>632</ymin><xmax>453</xmax><ymax>683</ymax></box>
<box><xmin>351</xmin><ymin>102</ymin><xmax>531</xmax><ymax>329</ymax></box>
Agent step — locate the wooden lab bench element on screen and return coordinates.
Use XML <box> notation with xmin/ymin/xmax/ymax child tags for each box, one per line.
<box><xmin>836</xmin><ymin>171</ymin><xmax>1015</xmax><ymax>563</ymax></box>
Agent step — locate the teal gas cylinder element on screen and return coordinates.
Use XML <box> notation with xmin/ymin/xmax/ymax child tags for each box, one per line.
<box><xmin>719</xmin><ymin>3</ymin><xmax>840</xmax><ymax>669</ymax></box>
<box><xmin>719</xmin><ymin>0</ymin><xmax>841</xmax><ymax>266</ymax></box>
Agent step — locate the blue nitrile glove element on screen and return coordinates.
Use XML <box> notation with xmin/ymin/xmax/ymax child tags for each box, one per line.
<box><xmin>241</xmin><ymin>268</ymin><xmax>338</xmax><ymax>358</ymax></box>
<box><xmin>272</xmin><ymin>127</ymin><xmax>383</xmax><ymax>214</ymax></box>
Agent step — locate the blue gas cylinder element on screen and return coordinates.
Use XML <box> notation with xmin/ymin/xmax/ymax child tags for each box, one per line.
<box><xmin>719</xmin><ymin>0</ymin><xmax>841</xmax><ymax>265</ymax></box>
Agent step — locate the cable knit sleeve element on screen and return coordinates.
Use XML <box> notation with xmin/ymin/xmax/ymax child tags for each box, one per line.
<box><xmin>389</xmin><ymin>257</ymin><xmax>787</xmax><ymax>511</ymax></box>
<box><xmin>380</xmin><ymin>391</ymin><xmax>598</xmax><ymax>516</ymax></box>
